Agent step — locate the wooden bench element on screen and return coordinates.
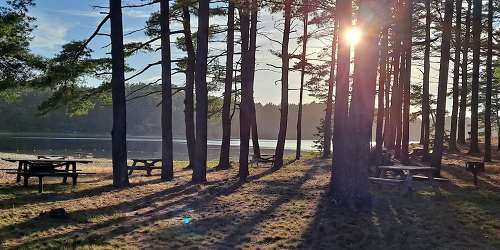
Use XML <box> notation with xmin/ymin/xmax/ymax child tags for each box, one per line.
<box><xmin>6</xmin><ymin>171</ymin><xmax>96</xmax><ymax>193</ymax></box>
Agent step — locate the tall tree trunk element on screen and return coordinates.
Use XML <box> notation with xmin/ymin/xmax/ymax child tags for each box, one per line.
<box><xmin>421</xmin><ymin>0</ymin><xmax>431</xmax><ymax>159</ymax></box>
<box><xmin>193</xmin><ymin>0</ymin><xmax>209</xmax><ymax>183</ymax></box>
<box><xmin>251</xmin><ymin>101</ymin><xmax>261</xmax><ymax>158</ymax></box>
<box><xmin>431</xmin><ymin>0</ymin><xmax>454</xmax><ymax>175</ymax></box>
<box><xmin>297</xmin><ymin>0</ymin><xmax>309</xmax><ymax>160</ymax></box>
<box><xmin>458</xmin><ymin>3</ymin><xmax>471</xmax><ymax>145</ymax></box>
<box><xmin>273</xmin><ymin>0</ymin><xmax>292</xmax><ymax>169</ymax></box>
<box><xmin>376</xmin><ymin>27</ymin><xmax>388</xmax><ymax>153</ymax></box>
<box><xmin>181</xmin><ymin>5</ymin><xmax>196</xmax><ymax>168</ymax></box>
<box><xmin>449</xmin><ymin>0</ymin><xmax>462</xmax><ymax>152</ymax></box>
<box><xmin>160</xmin><ymin>0</ymin><xmax>173</xmax><ymax>181</ymax></box>
<box><xmin>383</xmin><ymin>55</ymin><xmax>393</xmax><ymax>147</ymax></box>
<box><xmin>387</xmin><ymin>9</ymin><xmax>402</xmax><ymax>151</ymax></box>
<box><xmin>249</xmin><ymin>1</ymin><xmax>261</xmax><ymax>159</ymax></box>
<box><xmin>331</xmin><ymin>0</ymin><xmax>352</xmax><ymax>202</ymax></box>
<box><xmin>469</xmin><ymin>0</ymin><xmax>481</xmax><ymax>154</ymax></box>
<box><xmin>401</xmin><ymin>0</ymin><xmax>413</xmax><ymax>163</ymax></box>
<box><xmin>217</xmin><ymin>1</ymin><xmax>234</xmax><ymax>170</ymax></box>
<box><xmin>484</xmin><ymin>0</ymin><xmax>493</xmax><ymax>161</ymax></box>
<box><xmin>323</xmin><ymin>14</ymin><xmax>338</xmax><ymax>159</ymax></box>
<box><xmin>334</xmin><ymin>0</ymin><xmax>381</xmax><ymax>207</ymax></box>
<box><xmin>238</xmin><ymin>6</ymin><xmax>251</xmax><ymax>181</ymax></box>
<box><xmin>109</xmin><ymin>0</ymin><xmax>129</xmax><ymax>187</ymax></box>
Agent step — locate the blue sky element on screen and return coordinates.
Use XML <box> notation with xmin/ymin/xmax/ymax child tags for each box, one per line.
<box><xmin>3</xmin><ymin>0</ymin><xmax>452</xmax><ymax>109</ymax></box>
<box><xmin>9</xmin><ymin>0</ymin><xmax>314</xmax><ymax>105</ymax></box>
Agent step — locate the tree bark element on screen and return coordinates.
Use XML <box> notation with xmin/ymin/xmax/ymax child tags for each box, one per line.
<box><xmin>458</xmin><ymin>3</ymin><xmax>471</xmax><ymax>145</ymax></box>
<box><xmin>249</xmin><ymin>2</ymin><xmax>261</xmax><ymax>160</ymax></box>
<box><xmin>333</xmin><ymin>0</ymin><xmax>382</xmax><ymax>207</ymax></box>
<box><xmin>431</xmin><ymin>0</ymin><xmax>454</xmax><ymax>175</ymax></box>
<box><xmin>109</xmin><ymin>0</ymin><xmax>129</xmax><ymax>187</ymax></box>
<box><xmin>469</xmin><ymin>0</ymin><xmax>481</xmax><ymax>154</ymax></box>
<box><xmin>375</xmin><ymin>27</ymin><xmax>388</xmax><ymax>153</ymax></box>
<box><xmin>218</xmin><ymin>1</ymin><xmax>235</xmax><ymax>170</ymax></box>
<box><xmin>387</xmin><ymin>8</ymin><xmax>402</xmax><ymax>151</ymax></box>
<box><xmin>331</xmin><ymin>0</ymin><xmax>352</xmax><ymax>202</ymax></box>
<box><xmin>449</xmin><ymin>0</ymin><xmax>462</xmax><ymax>152</ymax></box>
<box><xmin>297</xmin><ymin>1</ymin><xmax>309</xmax><ymax>160</ymax></box>
<box><xmin>401</xmin><ymin>0</ymin><xmax>413</xmax><ymax>163</ymax></box>
<box><xmin>421</xmin><ymin>0</ymin><xmax>431</xmax><ymax>160</ymax></box>
<box><xmin>323</xmin><ymin>14</ymin><xmax>338</xmax><ymax>159</ymax></box>
<box><xmin>181</xmin><ymin>5</ymin><xmax>196</xmax><ymax>168</ymax></box>
<box><xmin>484</xmin><ymin>0</ymin><xmax>493</xmax><ymax>161</ymax></box>
<box><xmin>160</xmin><ymin>0</ymin><xmax>173</xmax><ymax>181</ymax></box>
<box><xmin>238</xmin><ymin>6</ymin><xmax>251</xmax><ymax>181</ymax></box>
<box><xmin>273</xmin><ymin>0</ymin><xmax>291</xmax><ymax>169</ymax></box>
<box><xmin>193</xmin><ymin>0</ymin><xmax>209</xmax><ymax>183</ymax></box>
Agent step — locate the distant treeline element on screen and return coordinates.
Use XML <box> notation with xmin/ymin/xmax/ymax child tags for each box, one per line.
<box><xmin>0</xmin><ymin>90</ymin><xmax>443</xmax><ymax>140</ymax></box>
<box><xmin>0</xmin><ymin>90</ymin><xmax>323</xmax><ymax>139</ymax></box>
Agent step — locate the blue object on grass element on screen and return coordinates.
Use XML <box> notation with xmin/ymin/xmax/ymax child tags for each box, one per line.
<box><xmin>183</xmin><ymin>215</ymin><xmax>192</xmax><ymax>224</ymax></box>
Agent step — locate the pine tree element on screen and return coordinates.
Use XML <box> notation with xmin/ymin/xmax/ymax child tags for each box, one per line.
<box><xmin>431</xmin><ymin>0</ymin><xmax>454</xmax><ymax>175</ymax></box>
<box><xmin>160</xmin><ymin>0</ymin><xmax>173</xmax><ymax>181</ymax></box>
<box><xmin>109</xmin><ymin>0</ymin><xmax>129</xmax><ymax>187</ymax></box>
<box><xmin>469</xmin><ymin>0</ymin><xmax>482</xmax><ymax>154</ymax></box>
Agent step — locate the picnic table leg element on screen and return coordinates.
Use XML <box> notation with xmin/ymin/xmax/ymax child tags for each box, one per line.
<box><xmin>402</xmin><ymin>171</ymin><xmax>413</xmax><ymax>196</ymax></box>
<box><xmin>16</xmin><ymin>162</ymin><xmax>23</xmax><ymax>183</ymax></box>
<box><xmin>71</xmin><ymin>162</ymin><xmax>77</xmax><ymax>185</ymax></box>
<box><xmin>23</xmin><ymin>174</ymin><xmax>29</xmax><ymax>187</ymax></box>
<box><xmin>428</xmin><ymin>172</ymin><xmax>441</xmax><ymax>196</ymax></box>
<box><xmin>128</xmin><ymin>161</ymin><xmax>136</xmax><ymax>176</ymax></box>
<box><xmin>38</xmin><ymin>176</ymin><xmax>43</xmax><ymax>193</ymax></box>
<box><xmin>62</xmin><ymin>162</ymin><xmax>70</xmax><ymax>184</ymax></box>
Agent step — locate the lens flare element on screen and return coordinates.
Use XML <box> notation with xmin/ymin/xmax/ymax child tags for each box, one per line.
<box><xmin>345</xmin><ymin>27</ymin><xmax>362</xmax><ymax>46</ymax></box>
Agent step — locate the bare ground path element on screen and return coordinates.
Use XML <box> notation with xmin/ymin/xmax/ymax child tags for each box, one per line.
<box><xmin>0</xmin><ymin>155</ymin><xmax>499</xmax><ymax>249</ymax></box>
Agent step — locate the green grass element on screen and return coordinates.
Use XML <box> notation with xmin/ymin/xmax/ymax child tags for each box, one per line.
<box><xmin>0</xmin><ymin>153</ymin><xmax>498</xmax><ymax>249</ymax></box>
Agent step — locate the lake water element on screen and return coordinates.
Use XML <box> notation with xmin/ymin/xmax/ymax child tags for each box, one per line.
<box><xmin>0</xmin><ymin>134</ymin><xmax>318</xmax><ymax>160</ymax></box>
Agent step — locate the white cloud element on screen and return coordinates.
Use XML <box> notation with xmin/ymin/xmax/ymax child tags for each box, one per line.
<box><xmin>31</xmin><ymin>15</ymin><xmax>68</xmax><ymax>51</ymax></box>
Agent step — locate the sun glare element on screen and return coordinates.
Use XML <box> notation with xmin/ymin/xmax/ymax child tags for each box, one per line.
<box><xmin>345</xmin><ymin>27</ymin><xmax>362</xmax><ymax>46</ymax></box>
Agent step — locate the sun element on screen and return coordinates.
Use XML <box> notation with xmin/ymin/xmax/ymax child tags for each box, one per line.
<box><xmin>345</xmin><ymin>27</ymin><xmax>362</xmax><ymax>46</ymax></box>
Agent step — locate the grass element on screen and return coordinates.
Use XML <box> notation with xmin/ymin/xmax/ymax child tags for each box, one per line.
<box><xmin>0</xmin><ymin>151</ymin><xmax>499</xmax><ymax>249</ymax></box>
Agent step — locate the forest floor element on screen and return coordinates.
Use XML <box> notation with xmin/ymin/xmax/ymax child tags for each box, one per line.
<box><xmin>0</xmin><ymin>151</ymin><xmax>499</xmax><ymax>249</ymax></box>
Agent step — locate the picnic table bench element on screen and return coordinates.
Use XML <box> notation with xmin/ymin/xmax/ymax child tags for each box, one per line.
<box><xmin>128</xmin><ymin>158</ymin><xmax>162</xmax><ymax>176</ymax></box>
<box><xmin>1</xmin><ymin>158</ymin><xmax>94</xmax><ymax>193</ymax></box>
<box><xmin>370</xmin><ymin>165</ymin><xmax>447</xmax><ymax>195</ymax></box>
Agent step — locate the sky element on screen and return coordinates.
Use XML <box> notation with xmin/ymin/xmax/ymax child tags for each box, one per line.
<box><xmin>3</xmin><ymin>0</ymin><xmax>450</xmax><ymax>108</ymax></box>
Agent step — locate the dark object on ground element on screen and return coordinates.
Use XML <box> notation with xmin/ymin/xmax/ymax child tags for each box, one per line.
<box><xmin>39</xmin><ymin>208</ymin><xmax>69</xmax><ymax>219</ymax></box>
<box><xmin>465</xmin><ymin>161</ymin><xmax>485</xmax><ymax>186</ymax></box>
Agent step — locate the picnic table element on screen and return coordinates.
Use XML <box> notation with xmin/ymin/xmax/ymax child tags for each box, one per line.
<box><xmin>128</xmin><ymin>158</ymin><xmax>162</xmax><ymax>176</ymax></box>
<box><xmin>250</xmin><ymin>154</ymin><xmax>275</xmax><ymax>167</ymax></box>
<box><xmin>370</xmin><ymin>165</ymin><xmax>445</xmax><ymax>195</ymax></box>
<box><xmin>1</xmin><ymin>158</ymin><xmax>94</xmax><ymax>193</ymax></box>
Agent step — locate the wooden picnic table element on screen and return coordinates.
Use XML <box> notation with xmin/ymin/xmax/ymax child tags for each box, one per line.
<box><xmin>250</xmin><ymin>154</ymin><xmax>275</xmax><ymax>167</ymax></box>
<box><xmin>128</xmin><ymin>158</ymin><xmax>162</xmax><ymax>176</ymax></box>
<box><xmin>371</xmin><ymin>165</ymin><xmax>442</xmax><ymax>195</ymax></box>
<box><xmin>1</xmin><ymin>158</ymin><xmax>93</xmax><ymax>193</ymax></box>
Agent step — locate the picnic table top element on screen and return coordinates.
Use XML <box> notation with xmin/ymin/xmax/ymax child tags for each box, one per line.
<box><xmin>1</xmin><ymin>158</ymin><xmax>93</xmax><ymax>164</ymax></box>
<box><xmin>377</xmin><ymin>165</ymin><xmax>435</xmax><ymax>171</ymax></box>
<box><xmin>130</xmin><ymin>158</ymin><xmax>162</xmax><ymax>162</ymax></box>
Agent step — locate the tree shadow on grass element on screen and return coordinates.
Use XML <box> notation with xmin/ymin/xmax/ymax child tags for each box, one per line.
<box><xmin>0</xmin><ymin>177</ymin><xmax>165</xmax><ymax>209</ymax></box>
<box><xmin>300</xmin><ymin>177</ymin><xmax>500</xmax><ymax>249</ymax></box>
<box><xmin>0</xmin><ymin>162</ymin><xmax>286</xmax><ymax>249</ymax></box>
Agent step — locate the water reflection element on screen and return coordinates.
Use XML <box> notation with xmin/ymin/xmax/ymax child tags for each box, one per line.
<box><xmin>0</xmin><ymin>134</ymin><xmax>318</xmax><ymax>160</ymax></box>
